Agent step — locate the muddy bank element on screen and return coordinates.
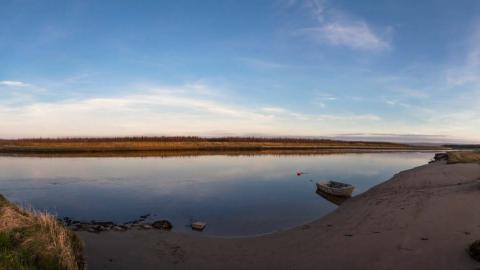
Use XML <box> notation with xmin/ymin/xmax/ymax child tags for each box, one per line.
<box><xmin>78</xmin><ymin>161</ymin><xmax>480</xmax><ymax>270</ymax></box>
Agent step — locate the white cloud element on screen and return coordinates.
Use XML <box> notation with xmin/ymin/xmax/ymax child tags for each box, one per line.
<box><xmin>0</xmin><ymin>80</ymin><xmax>29</xmax><ymax>87</ymax></box>
<box><xmin>295</xmin><ymin>1</ymin><xmax>390</xmax><ymax>51</ymax></box>
<box><xmin>304</xmin><ymin>0</ymin><xmax>326</xmax><ymax>22</ymax></box>
<box><xmin>311</xmin><ymin>92</ymin><xmax>337</xmax><ymax>108</ymax></box>
<box><xmin>446</xmin><ymin>25</ymin><xmax>480</xmax><ymax>87</ymax></box>
<box><xmin>393</xmin><ymin>88</ymin><xmax>429</xmax><ymax>99</ymax></box>
<box><xmin>0</xmin><ymin>76</ymin><xmax>476</xmax><ymax>141</ymax></box>
<box><xmin>239</xmin><ymin>57</ymin><xmax>293</xmax><ymax>71</ymax></box>
<box><xmin>0</xmin><ymin>83</ymin><xmax>387</xmax><ymax>138</ymax></box>
<box><xmin>314</xmin><ymin>92</ymin><xmax>338</xmax><ymax>101</ymax></box>
<box><xmin>303</xmin><ymin>22</ymin><xmax>389</xmax><ymax>51</ymax></box>
<box><xmin>317</xmin><ymin>114</ymin><xmax>381</xmax><ymax>121</ymax></box>
<box><xmin>314</xmin><ymin>93</ymin><xmax>337</xmax><ymax>101</ymax></box>
<box><xmin>384</xmin><ymin>100</ymin><xmax>412</xmax><ymax>109</ymax></box>
<box><xmin>261</xmin><ymin>107</ymin><xmax>288</xmax><ymax>113</ymax></box>
<box><xmin>385</xmin><ymin>100</ymin><xmax>396</xmax><ymax>106</ymax></box>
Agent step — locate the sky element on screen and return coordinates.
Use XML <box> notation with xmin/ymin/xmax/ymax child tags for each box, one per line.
<box><xmin>1</xmin><ymin>0</ymin><xmax>480</xmax><ymax>142</ymax></box>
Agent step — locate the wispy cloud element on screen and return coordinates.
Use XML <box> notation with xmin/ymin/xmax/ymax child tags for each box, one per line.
<box><xmin>239</xmin><ymin>57</ymin><xmax>292</xmax><ymax>71</ymax></box>
<box><xmin>317</xmin><ymin>113</ymin><xmax>381</xmax><ymax>121</ymax></box>
<box><xmin>393</xmin><ymin>88</ymin><xmax>429</xmax><ymax>99</ymax></box>
<box><xmin>261</xmin><ymin>107</ymin><xmax>288</xmax><ymax>113</ymax></box>
<box><xmin>294</xmin><ymin>0</ymin><xmax>390</xmax><ymax>51</ymax></box>
<box><xmin>311</xmin><ymin>92</ymin><xmax>337</xmax><ymax>108</ymax></box>
<box><xmin>315</xmin><ymin>93</ymin><xmax>337</xmax><ymax>101</ymax></box>
<box><xmin>0</xmin><ymin>83</ymin><xmax>384</xmax><ymax>138</ymax></box>
<box><xmin>446</xmin><ymin>24</ymin><xmax>480</xmax><ymax>87</ymax></box>
<box><xmin>0</xmin><ymin>80</ymin><xmax>30</xmax><ymax>87</ymax></box>
<box><xmin>300</xmin><ymin>22</ymin><xmax>389</xmax><ymax>51</ymax></box>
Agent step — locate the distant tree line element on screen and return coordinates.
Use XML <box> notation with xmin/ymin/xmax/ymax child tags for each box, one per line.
<box><xmin>444</xmin><ymin>144</ymin><xmax>480</xmax><ymax>149</ymax></box>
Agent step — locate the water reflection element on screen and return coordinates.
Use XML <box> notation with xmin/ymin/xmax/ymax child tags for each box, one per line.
<box><xmin>0</xmin><ymin>152</ymin><xmax>433</xmax><ymax>236</ymax></box>
<box><xmin>315</xmin><ymin>189</ymin><xmax>349</xmax><ymax>206</ymax></box>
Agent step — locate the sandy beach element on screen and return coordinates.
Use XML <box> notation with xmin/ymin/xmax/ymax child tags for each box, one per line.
<box><xmin>78</xmin><ymin>161</ymin><xmax>480</xmax><ymax>270</ymax></box>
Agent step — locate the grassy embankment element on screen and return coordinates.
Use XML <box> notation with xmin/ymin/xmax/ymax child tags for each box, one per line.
<box><xmin>447</xmin><ymin>151</ymin><xmax>480</xmax><ymax>163</ymax></box>
<box><xmin>0</xmin><ymin>195</ymin><xmax>83</xmax><ymax>270</ymax></box>
<box><xmin>0</xmin><ymin>137</ymin><xmax>439</xmax><ymax>156</ymax></box>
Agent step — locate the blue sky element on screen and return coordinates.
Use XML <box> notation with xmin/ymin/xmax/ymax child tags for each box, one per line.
<box><xmin>1</xmin><ymin>0</ymin><xmax>480</xmax><ymax>142</ymax></box>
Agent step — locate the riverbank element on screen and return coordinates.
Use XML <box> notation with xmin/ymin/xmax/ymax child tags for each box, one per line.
<box><xmin>0</xmin><ymin>137</ymin><xmax>442</xmax><ymax>156</ymax></box>
<box><xmin>0</xmin><ymin>195</ymin><xmax>84</xmax><ymax>270</ymax></box>
<box><xmin>78</xmin><ymin>160</ymin><xmax>480</xmax><ymax>270</ymax></box>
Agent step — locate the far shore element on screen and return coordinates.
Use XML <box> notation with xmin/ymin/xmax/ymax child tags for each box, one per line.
<box><xmin>78</xmin><ymin>158</ymin><xmax>480</xmax><ymax>270</ymax></box>
<box><xmin>0</xmin><ymin>137</ymin><xmax>445</xmax><ymax>157</ymax></box>
<box><xmin>0</xmin><ymin>148</ymin><xmax>443</xmax><ymax>158</ymax></box>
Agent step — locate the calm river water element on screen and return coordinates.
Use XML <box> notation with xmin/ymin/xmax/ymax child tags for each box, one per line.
<box><xmin>0</xmin><ymin>152</ymin><xmax>433</xmax><ymax>236</ymax></box>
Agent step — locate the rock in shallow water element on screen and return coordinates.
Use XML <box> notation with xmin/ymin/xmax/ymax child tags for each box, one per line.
<box><xmin>152</xmin><ymin>220</ymin><xmax>173</xmax><ymax>231</ymax></box>
<box><xmin>191</xmin><ymin>222</ymin><xmax>207</xmax><ymax>231</ymax></box>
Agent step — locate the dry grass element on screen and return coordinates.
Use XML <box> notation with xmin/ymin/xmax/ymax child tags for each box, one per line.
<box><xmin>0</xmin><ymin>195</ymin><xmax>84</xmax><ymax>270</ymax></box>
<box><xmin>0</xmin><ymin>136</ymin><xmax>436</xmax><ymax>155</ymax></box>
<box><xmin>447</xmin><ymin>151</ymin><xmax>480</xmax><ymax>164</ymax></box>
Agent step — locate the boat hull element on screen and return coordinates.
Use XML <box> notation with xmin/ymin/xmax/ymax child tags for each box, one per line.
<box><xmin>316</xmin><ymin>182</ymin><xmax>354</xmax><ymax>197</ymax></box>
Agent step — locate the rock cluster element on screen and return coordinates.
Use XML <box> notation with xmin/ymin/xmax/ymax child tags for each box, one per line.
<box><xmin>432</xmin><ymin>153</ymin><xmax>448</xmax><ymax>162</ymax></box>
<box><xmin>152</xmin><ymin>220</ymin><xmax>173</xmax><ymax>231</ymax></box>
<box><xmin>61</xmin><ymin>215</ymin><xmax>173</xmax><ymax>233</ymax></box>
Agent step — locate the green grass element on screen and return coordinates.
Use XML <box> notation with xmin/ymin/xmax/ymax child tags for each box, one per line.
<box><xmin>0</xmin><ymin>230</ymin><xmax>53</xmax><ymax>270</ymax></box>
<box><xmin>0</xmin><ymin>195</ymin><xmax>84</xmax><ymax>270</ymax></box>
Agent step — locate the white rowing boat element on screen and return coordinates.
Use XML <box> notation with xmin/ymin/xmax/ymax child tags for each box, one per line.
<box><xmin>316</xmin><ymin>181</ymin><xmax>354</xmax><ymax>197</ymax></box>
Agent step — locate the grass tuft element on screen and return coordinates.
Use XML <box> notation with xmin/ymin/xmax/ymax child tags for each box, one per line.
<box><xmin>0</xmin><ymin>195</ymin><xmax>84</xmax><ymax>270</ymax></box>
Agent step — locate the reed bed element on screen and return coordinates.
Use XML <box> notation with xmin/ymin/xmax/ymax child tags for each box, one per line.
<box><xmin>0</xmin><ymin>195</ymin><xmax>84</xmax><ymax>270</ymax></box>
<box><xmin>447</xmin><ymin>151</ymin><xmax>480</xmax><ymax>164</ymax></box>
<box><xmin>0</xmin><ymin>136</ymin><xmax>421</xmax><ymax>155</ymax></box>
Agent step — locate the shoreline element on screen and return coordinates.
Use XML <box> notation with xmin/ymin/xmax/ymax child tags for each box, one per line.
<box><xmin>0</xmin><ymin>148</ymin><xmax>442</xmax><ymax>158</ymax></box>
<box><xmin>0</xmin><ymin>195</ymin><xmax>84</xmax><ymax>269</ymax></box>
<box><xmin>78</xmin><ymin>160</ymin><xmax>480</xmax><ymax>270</ymax></box>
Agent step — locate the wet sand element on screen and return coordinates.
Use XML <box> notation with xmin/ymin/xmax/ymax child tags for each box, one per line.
<box><xmin>78</xmin><ymin>161</ymin><xmax>480</xmax><ymax>270</ymax></box>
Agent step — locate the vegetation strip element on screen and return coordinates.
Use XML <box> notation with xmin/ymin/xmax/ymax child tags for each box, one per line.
<box><xmin>0</xmin><ymin>195</ymin><xmax>84</xmax><ymax>270</ymax></box>
<box><xmin>446</xmin><ymin>151</ymin><xmax>480</xmax><ymax>164</ymax></box>
<box><xmin>0</xmin><ymin>137</ymin><xmax>442</xmax><ymax>155</ymax></box>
